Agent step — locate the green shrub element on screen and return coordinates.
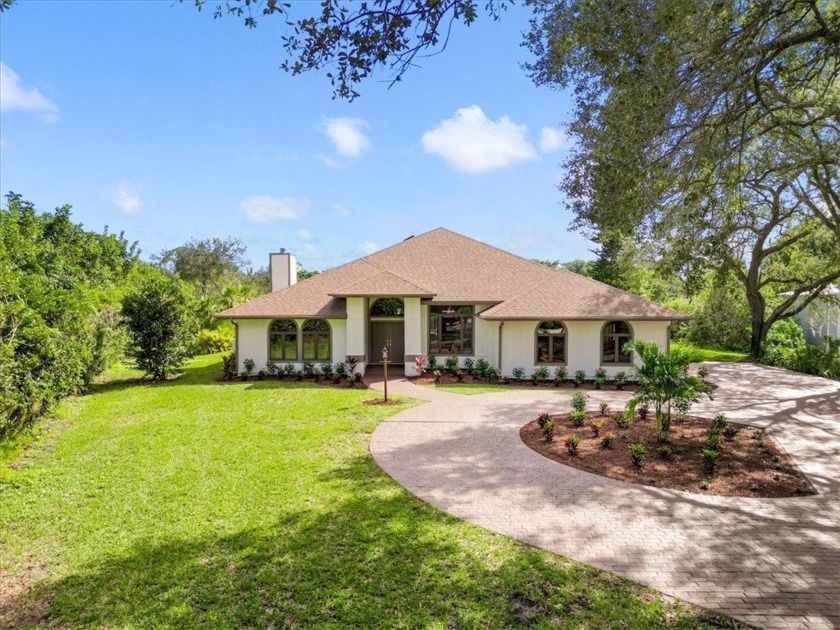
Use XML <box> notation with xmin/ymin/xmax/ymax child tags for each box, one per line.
<box><xmin>512</xmin><ymin>367</ymin><xmax>525</xmax><ymax>381</ymax></box>
<box><xmin>612</xmin><ymin>371</ymin><xmax>627</xmax><ymax>390</ymax></box>
<box><xmin>564</xmin><ymin>434</ymin><xmax>581</xmax><ymax>454</ymax></box>
<box><xmin>444</xmin><ymin>356</ymin><xmax>459</xmax><ymax>374</ymax></box>
<box><xmin>553</xmin><ymin>366</ymin><xmax>567</xmax><ymax>384</ymax></box>
<box><xmin>593</xmin><ymin>367</ymin><xmax>607</xmax><ymax>389</ymax></box>
<box><xmin>762</xmin><ymin>319</ymin><xmax>806</xmax><ymax>370</ymax></box>
<box><xmin>242</xmin><ymin>358</ymin><xmax>255</xmax><ymax>379</ymax></box>
<box><xmin>122</xmin><ymin>275</ymin><xmax>198</xmax><ymax>381</ymax></box>
<box><xmin>707</xmin><ymin>428</ymin><xmax>721</xmax><ymax>450</ymax></box>
<box><xmin>701</xmin><ymin>449</ymin><xmax>719</xmax><ymax>473</ymax></box>
<box><xmin>265</xmin><ymin>362</ymin><xmax>279</xmax><ymax>376</ymax></box>
<box><xmin>320</xmin><ymin>363</ymin><xmax>334</xmax><ymax>379</ymax></box>
<box><xmin>628</xmin><ymin>443</ymin><xmax>646</xmax><ymax>467</ymax></box>
<box><xmin>222</xmin><ymin>353</ymin><xmax>237</xmax><ymax>380</ymax></box>
<box><xmin>532</xmin><ymin>366</ymin><xmax>550</xmax><ymax>384</ymax></box>
<box><xmin>541</xmin><ymin>419</ymin><xmax>555</xmax><ymax>442</ymax></box>
<box><xmin>601</xmin><ymin>434</ymin><xmax>614</xmax><ymax>448</ymax></box>
<box><xmin>334</xmin><ymin>361</ymin><xmax>347</xmax><ymax>378</ymax></box>
<box><xmin>463</xmin><ymin>357</ymin><xmax>475</xmax><ymax>374</ymax></box>
<box><xmin>657</xmin><ymin>445</ymin><xmax>672</xmax><ymax>459</ymax></box>
<box><xmin>283</xmin><ymin>363</ymin><xmax>296</xmax><ymax>377</ymax></box>
<box><xmin>591</xmin><ymin>420</ymin><xmax>603</xmax><ymax>436</ymax></box>
<box><xmin>571</xmin><ymin>391</ymin><xmax>587</xmax><ymax>414</ymax></box>
<box><xmin>570</xmin><ymin>410</ymin><xmax>587</xmax><ymax>426</ymax></box>
<box><xmin>599</xmin><ymin>401</ymin><xmax>610</xmax><ymax>416</ymax></box>
<box><xmin>612</xmin><ymin>411</ymin><xmax>630</xmax><ymax>429</ymax></box>
<box><xmin>475</xmin><ymin>358</ymin><xmax>490</xmax><ymax>377</ymax></box>
<box><xmin>573</xmin><ymin>370</ymin><xmax>586</xmax><ymax>387</ymax></box>
<box><xmin>427</xmin><ymin>356</ymin><xmax>438</xmax><ymax>371</ymax></box>
<box><xmin>485</xmin><ymin>368</ymin><xmax>500</xmax><ymax>382</ymax></box>
<box><xmin>711</xmin><ymin>414</ymin><xmax>729</xmax><ymax>429</ymax></box>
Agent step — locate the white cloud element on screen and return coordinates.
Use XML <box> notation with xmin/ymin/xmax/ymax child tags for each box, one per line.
<box><xmin>0</xmin><ymin>63</ymin><xmax>59</xmax><ymax>120</ymax></box>
<box><xmin>539</xmin><ymin>127</ymin><xmax>567</xmax><ymax>153</ymax></box>
<box><xmin>297</xmin><ymin>229</ymin><xmax>312</xmax><ymax>241</ymax></box>
<box><xmin>112</xmin><ymin>180</ymin><xmax>141</xmax><ymax>215</ymax></box>
<box><xmin>298</xmin><ymin>242</ymin><xmax>322</xmax><ymax>258</ymax></box>
<box><xmin>322</xmin><ymin>117</ymin><xmax>371</xmax><ymax>158</ymax></box>
<box><xmin>238</xmin><ymin>195</ymin><xmax>309</xmax><ymax>223</ymax></box>
<box><xmin>421</xmin><ymin>105</ymin><xmax>537</xmax><ymax>174</ymax></box>
<box><xmin>317</xmin><ymin>154</ymin><xmax>343</xmax><ymax>169</ymax></box>
<box><xmin>333</xmin><ymin>204</ymin><xmax>351</xmax><ymax>218</ymax></box>
<box><xmin>358</xmin><ymin>241</ymin><xmax>380</xmax><ymax>255</ymax></box>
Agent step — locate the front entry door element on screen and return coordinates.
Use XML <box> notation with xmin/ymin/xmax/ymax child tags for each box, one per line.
<box><xmin>370</xmin><ymin>321</ymin><xmax>405</xmax><ymax>364</ymax></box>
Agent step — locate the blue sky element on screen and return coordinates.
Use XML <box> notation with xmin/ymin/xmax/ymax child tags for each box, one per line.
<box><xmin>0</xmin><ymin>1</ymin><xmax>592</xmax><ymax>272</ymax></box>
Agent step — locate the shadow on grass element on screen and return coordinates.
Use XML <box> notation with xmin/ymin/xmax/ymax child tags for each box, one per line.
<box><xmin>5</xmin><ymin>456</ymin><xmax>729</xmax><ymax>629</ymax></box>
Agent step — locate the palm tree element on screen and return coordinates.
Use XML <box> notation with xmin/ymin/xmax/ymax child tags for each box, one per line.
<box><xmin>625</xmin><ymin>340</ymin><xmax>711</xmax><ymax>441</ymax></box>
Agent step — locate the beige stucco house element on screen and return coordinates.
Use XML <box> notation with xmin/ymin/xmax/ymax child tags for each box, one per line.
<box><xmin>218</xmin><ymin>228</ymin><xmax>689</xmax><ymax>377</ymax></box>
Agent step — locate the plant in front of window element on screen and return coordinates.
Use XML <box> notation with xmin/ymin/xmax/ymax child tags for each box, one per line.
<box><xmin>573</xmin><ymin>370</ymin><xmax>586</xmax><ymax>387</ymax></box>
<box><xmin>320</xmin><ymin>363</ymin><xmax>334</xmax><ymax>380</ymax></box>
<box><xmin>302</xmin><ymin>361</ymin><xmax>316</xmax><ymax>379</ymax></box>
<box><xmin>427</xmin><ymin>355</ymin><xmax>438</xmax><ymax>371</ymax></box>
<box><xmin>475</xmin><ymin>358</ymin><xmax>490</xmax><ymax>377</ymax></box>
<box><xmin>283</xmin><ymin>363</ymin><xmax>296</xmax><ymax>378</ymax></box>
<box><xmin>463</xmin><ymin>357</ymin><xmax>475</xmax><ymax>375</ymax></box>
<box><xmin>553</xmin><ymin>366</ymin><xmax>567</xmax><ymax>386</ymax></box>
<box><xmin>257</xmin><ymin>368</ymin><xmax>267</xmax><ymax>381</ymax></box>
<box><xmin>242</xmin><ymin>358</ymin><xmax>255</xmax><ymax>381</ymax></box>
<box><xmin>414</xmin><ymin>355</ymin><xmax>426</xmax><ymax>377</ymax></box>
<box><xmin>265</xmin><ymin>361</ymin><xmax>279</xmax><ymax>377</ymax></box>
<box><xmin>347</xmin><ymin>372</ymin><xmax>357</xmax><ymax>386</ymax></box>
<box><xmin>334</xmin><ymin>361</ymin><xmax>347</xmax><ymax>380</ymax></box>
<box><xmin>444</xmin><ymin>355</ymin><xmax>459</xmax><ymax>375</ymax></box>
<box><xmin>593</xmin><ymin>367</ymin><xmax>607</xmax><ymax>389</ymax></box>
<box><xmin>624</xmin><ymin>340</ymin><xmax>712</xmax><ymax>443</ymax></box>
<box><xmin>612</xmin><ymin>371</ymin><xmax>627</xmax><ymax>390</ymax></box>
<box><xmin>531</xmin><ymin>366</ymin><xmax>548</xmax><ymax>387</ymax></box>
<box><xmin>453</xmin><ymin>368</ymin><xmax>464</xmax><ymax>382</ymax></box>
<box><xmin>512</xmin><ymin>367</ymin><xmax>525</xmax><ymax>382</ymax></box>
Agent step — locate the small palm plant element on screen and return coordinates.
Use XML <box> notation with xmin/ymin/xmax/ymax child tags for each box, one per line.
<box><xmin>624</xmin><ymin>340</ymin><xmax>712</xmax><ymax>442</ymax></box>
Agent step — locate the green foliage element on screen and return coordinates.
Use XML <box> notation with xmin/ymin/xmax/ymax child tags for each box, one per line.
<box><xmin>657</xmin><ymin>445</ymin><xmax>671</xmax><ymax>460</ymax></box>
<box><xmin>601</xmin><ymin>434</ymin><xmax>614</xmax><ymax>448</ymax></box>
<box><xmin>625</xmin><ymin>341</ymin><xmax>711</xmax><ymax>441</ymax></box>
<box><xmin>701</xmin><ymin>449</ymin><xmax>719</xmax><ymax>473</ymax></box>
<box><xmin>573</xmin><ymin>370</ymin><xmax>585</xmax><ymax>386</ymax></box>
<box><xmin>762</xmin><ymin>319</ymin><xmax>807</xmax><ymax>370</ymax></box>
<box><xmin>154</xmin><ymin>237</ymin><xmax>248</xmax><ymax>297</ymax></box>
<box><xmin>553</xmin><ymin>365</ymin><xmax>567</xmax><ymax>382</ymax></box>
<box><xmin>475</xmin><ymin>358</ymin><xmax>490</xmax><ymax>377</ymax></box>
<box><xmin>564</xmin><ymin>434</ymin><xmax>581</xmax><ymax>454</ymax></box>
<box><xmin>122</xmin><ymin>274</ymin><xmax>198</xmax><ymax>380</ymax></box>
<box><xmin>628</xmin><ymin>443</ymin><xmax>646</xmax><ymax>467</ymax></box>
<box><xmin>678</xmin><ymin>275</ymin><xmax>751</xmax><ymax>352</ymax></box>
<box><xmin>0</xmin><ymin>193</ymin><xmax>137</xmax><ymax>438</ymax></box>
<box><xmin>511</xmin><ymin>367</ymin><xmax>525</xmax><ymax>381</ymax></box>
<box><xmin>570</xmin><ymin>411</ymin><xmax>586</xmax><ymax>427</ymax></box>
<box><xmin>541</xmin><ymin>419</ymin><xmax>556</xmax><ymax>442</ymax></box>
<box><xmin>570</xmin><ymin>391</ymin><xmax>587</xmax><ymax>414</ymax></box>
<box><xmin>193</xmin><ymin>323</ymin><xmax>234</xmax><ymax>354</ymax></box>
<box><xmin>444</xmin><ymin>356</ymin><xmax>459</xmax><ymax>374</ymax></box>
<box><xmin>532</xmin><ymin>366</ymin><xmax>550</xmax><ymax>384</ymax></box>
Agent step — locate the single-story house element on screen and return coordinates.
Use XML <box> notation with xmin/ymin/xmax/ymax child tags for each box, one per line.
<box><xmin>794</xmin><ymin>286</ymin><xmax>839</xmax><ymax>346</ymax></box>
<box><xmin>217</xmin><ymin>228</ymin><xmax>689</xmax><ymax>377</ymax></box>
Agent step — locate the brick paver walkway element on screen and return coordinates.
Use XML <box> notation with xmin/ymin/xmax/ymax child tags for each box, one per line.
<box><xmin>368</xmin><ymin>363</ymin><xmax>840</xmax><ymax>629</ymax></box>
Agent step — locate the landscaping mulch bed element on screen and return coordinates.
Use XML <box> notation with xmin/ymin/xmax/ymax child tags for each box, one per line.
<box><xmin>411</xmin><ymin>374</ymin><xmax>643</xmax><ymax>391</ymax></box>
<box><xmin>521</xmin><ymin>411</ymin><xmax>814</xmax><ymax>498</ymax></box>
<box><xmin>220</xmin><ymin>376</ymin><xmax>369</xmax><ymax>389</ymax></box>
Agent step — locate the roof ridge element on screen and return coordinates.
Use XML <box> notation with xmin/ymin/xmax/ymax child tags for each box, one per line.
<box><xmin>554</xmin><ymin>267</ymin><xmax>688</xmax><ymax>316</ymax></box>
<box><xmin>332</xmin><ymin>269</ymin><xmax>434</xmax><ymax>295</ymax></box>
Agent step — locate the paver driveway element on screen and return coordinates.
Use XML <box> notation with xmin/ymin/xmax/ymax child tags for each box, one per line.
<box><xmin>369</xmin><ymin>363</ymin><xmax>840</xmax><ymax>629</ymax></box>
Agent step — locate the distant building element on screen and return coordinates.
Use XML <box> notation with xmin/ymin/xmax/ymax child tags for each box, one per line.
<box><xmin>794</xmin><ymin>286</ymin><xmax>840</xmax><ymax>346</ymax></box>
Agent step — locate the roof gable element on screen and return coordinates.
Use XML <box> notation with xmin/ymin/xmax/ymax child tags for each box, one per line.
<box><xmin>218</xmin><ymin>228</ymin><xmax>689</xmax><ymax>321</ymax></box>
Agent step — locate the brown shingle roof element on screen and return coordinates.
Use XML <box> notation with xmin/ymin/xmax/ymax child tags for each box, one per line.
<box><xmin>478</xmin><ymin>269</ymin><xmax>691</xmax><ymax>320</ymax></box>
<box><xmin>217</xmin><ymin>228</ymin><xmax>689</xmax><ymax>321</ymax></box>
<box><xmin>330</xmin><ymin>271</ymin><xmax>434</xmax><ymax>297</ymax></box>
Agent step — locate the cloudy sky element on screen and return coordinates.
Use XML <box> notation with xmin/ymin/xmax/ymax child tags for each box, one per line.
<box><xmin>0</xmin><ymin>1</ymin><xmax>590</xmax><ymax>271</ymax></box>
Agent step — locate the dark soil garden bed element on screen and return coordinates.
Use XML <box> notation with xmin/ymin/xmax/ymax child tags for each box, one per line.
<box><xmin>521</xmin><ymin>411</ymin><xmax>814</xmax><ymax>498</ymax></box>
<box><xmin>220</xmin><ymin>375</ymin><xmax>370</xmax><ymax>389</ymax></box>
<box><xmin>410</xmin><ymin>374</ymin><xmax>645</xmax><ymax>391</ymax></box>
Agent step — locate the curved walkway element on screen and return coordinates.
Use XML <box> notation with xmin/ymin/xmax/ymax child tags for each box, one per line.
<box><xmin>369</xmin><ymin>363</ymin><xmax>840</xmax><ymax>629</ymax></box>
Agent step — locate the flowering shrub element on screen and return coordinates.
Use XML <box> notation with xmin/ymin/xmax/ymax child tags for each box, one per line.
<box><xmin>564</xmin><ymin>434</ymin><xmax>581</xmax><ymax>455</ymax></box>
<box><xmin>573</xmin><ymin>370</ymin><xmax>586</xmax><ymax>387</ymax></box>
<box><xmin>414</xmin><ymin>355</ymin><xmax>426</xmax><ymax>377</ymax></box>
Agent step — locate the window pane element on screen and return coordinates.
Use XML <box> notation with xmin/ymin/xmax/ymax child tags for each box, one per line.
<box><xmin>552</xmin><ymin>336</ymin><xmax>566</xmax><ymax>363</ymax></box>
<box><xmin>284</xmin><ymin>336</ymin><xmax>297</xmax><ymax>360</ymax></box>
<box><xmin>440</xmin><ymin>315</ymin><xmax>460</xmax><ymax>353</ymax></box>
<box><xmin>537</xmin><ymin>337</ymin><xmax>550</xmax><ymax>363</ymax></box>
<box><xmin>602</xmin><ymin>336</ymin><xmax>616</xmax><ymax>363</ymax></box>
<box><xmin>537</xmin><ymin>321</ymin><xmax>565</xmax><ymax>335</ymax></box>
<box><xmin>316</xmin><ymin>335</ymin><xmax>330</xmax><ymax>360</ymax></box>
<box><xmin>617</xmin><ymin>337</ymin><xmax>632</xmax><ymax>363</ymax></box>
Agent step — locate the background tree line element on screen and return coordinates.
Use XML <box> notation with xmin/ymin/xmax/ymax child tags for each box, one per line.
<box><xmin>0</xmin><ymin>192</ymin><xmax>317</xmax><ymax>440</ymax></box>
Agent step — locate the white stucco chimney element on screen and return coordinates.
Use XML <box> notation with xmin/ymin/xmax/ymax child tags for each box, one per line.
<box><xmin>269</xmin><ymin>249</ymin><xmax>297</xmax><ymax>292</ymax></box>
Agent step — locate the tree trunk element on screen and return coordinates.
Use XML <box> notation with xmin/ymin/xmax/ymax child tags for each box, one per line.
<box><xmin>744</xmin><ymin>268</ymin><xmax>767</xmax><ymax>361</ymax></box>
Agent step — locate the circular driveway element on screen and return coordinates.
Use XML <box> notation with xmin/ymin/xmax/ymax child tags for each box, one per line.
<box><xmin>369</xmin><ymin>363</ymin><xmax>840</xmax><ymax>629</ymax></box>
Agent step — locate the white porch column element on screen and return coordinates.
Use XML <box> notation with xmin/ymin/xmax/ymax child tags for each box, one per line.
<box><xmin>404</xmin><ymin>297</ymin><xmax>422</xmax><ymax>375</ymax></box>
<box><xmin>345</xmin><ymin>297</ymin><xmax>367</xmax><ymax>372</ymax></box>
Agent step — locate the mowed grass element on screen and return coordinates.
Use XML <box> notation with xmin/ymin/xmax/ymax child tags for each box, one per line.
<box><xmin>0</xmin><ymin>355</ymin><xmax>734</xmax><ymax>629</ymax></box>
<box><xmin>672</xmin><ymin>341</ymin><xmax>749</xmax><ymax>363</ymax></box>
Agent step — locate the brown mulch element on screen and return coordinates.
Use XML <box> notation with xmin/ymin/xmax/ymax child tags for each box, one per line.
<box><xmin>411</xmin><ymin>374</ymin><xmax>645</xmax><ymax>391</ymax></box>
<box><xmin>521</xmin><ymin>411</ymin><xmax>815</xmax><ymax>498</ymax></box>
<box><xmin>220</xmin><ymin>376</ymin><xmax>369</xmax><ymax>389</ymax></box>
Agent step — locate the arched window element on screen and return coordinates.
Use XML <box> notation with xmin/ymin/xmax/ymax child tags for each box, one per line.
<box><xmin>302</xmin><ymin>320</ymin><xmax>331</xmax><ymax>361</ymax></box>
<box><xmin>602</xmin><ymin>321</ymin><xmax>633</xmax><ymax>364</ymax></box>
<box><xmin>269</xmin><ymin>319</ymin><xmax>298</xmax><ymax>361</ymax></box>
<box><xmin>535</xmin><ymin>321</ymin><xmax>566</xmax><ymax>364</ymax></box>
<box><xmin>370</xmin><ymin>298</ymin><xmax>404</xmax><ymax>317</ymax></box>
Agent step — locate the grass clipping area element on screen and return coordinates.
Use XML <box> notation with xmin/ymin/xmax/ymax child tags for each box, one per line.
<box><xmin>0</xmin><ymin>354</ymin><xmax>738</xmax><ymax>628</ymax></box>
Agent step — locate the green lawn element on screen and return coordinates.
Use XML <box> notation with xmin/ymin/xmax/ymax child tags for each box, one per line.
<box><xmin>0</xmin><ymin>354</ymin><xmax>733</xmax><ymax>628</ymax></box>
<box><xmin>671</xmin><ymin>341</ymin><xmax>749</xmax><ymax>363</ymax></box>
